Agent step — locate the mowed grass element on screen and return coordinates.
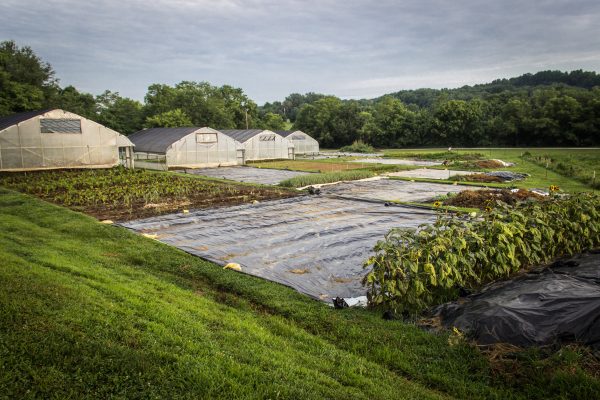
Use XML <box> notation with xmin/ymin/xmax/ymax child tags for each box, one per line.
<box><xmin>2</xmin><ymin>188</ymin><xmax>600</xmax><ymax>399</ymax></box>
<box><xmin>383</xmin><ymin>148</ymin><xmax>598</xmax><ymax>193</ymax></box>
<box><xmin>523</xmin><ymin>149</ymin><xmax>600</xmax><ymax>189</ymax></box>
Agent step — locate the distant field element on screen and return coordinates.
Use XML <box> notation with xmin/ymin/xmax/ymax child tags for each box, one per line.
<box><xmin>254</xmin><ymin>148</ymin><xmax>599</xmax><ymax>193</ymax></box>
<box><xmin>384</xmin><ymin>148</ymin><xmax>599</xmax><ymax>192</ymax></box>
<box><xmin>523</xmin><ymin>149</ymin><xmax>600</xmax><ymax>189</ymax></box>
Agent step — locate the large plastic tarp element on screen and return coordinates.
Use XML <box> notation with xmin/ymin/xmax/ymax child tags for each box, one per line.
<box><xmin>434</xmin><ymin>252</ymin><xmax>600</xmax><ymax>348</ymax></box>
<box><xmin>121</xmin><ymin>195</ymin><xmax>438</xmax><ymax>300</ymax></box>
<box><xmin>182</xmin><ymin>166</ymin><xmax>310</xmax><ymax>185</ymax></box>
<box><xmin>320</xmin><ymin>178</ymin><xmax>472</xmax><ymax>202</ymax></box>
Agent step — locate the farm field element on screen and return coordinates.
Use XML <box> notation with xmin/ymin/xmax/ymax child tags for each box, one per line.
<box><xmin>248</xmin><ymin>148</ymin><xmax>599</xmax><ymax>193</ymax></box>
<box><xmin>0</xmin><ymin>168</ymin><xmax>295</xmax><ymax>221</ymax></box>
<box><xmin>382</xmin><ymin>148</ymin><xmax>599</xmax><ymax>192</ymax></box>
<box><xmin>2</xmin><ymin>188</ymin><xmax>599</xmax><ymax>399</ymax></box>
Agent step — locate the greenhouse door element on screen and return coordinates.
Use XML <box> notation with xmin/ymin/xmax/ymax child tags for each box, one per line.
<box><xmin>236</xmin><ymin>149</ymin><xmax>245</xmax><ymax>165</ymax></box>
<box><xmin>118</xmin><ymin>147</ymin><xmax>134</xmax><ymax>168</ymax></box>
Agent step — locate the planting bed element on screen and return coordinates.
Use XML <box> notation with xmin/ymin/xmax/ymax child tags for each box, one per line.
<box><xmin>444</xmin><ymin>189</ymin><xmax>545</xmax><ymax>209</ymax></box>
<box><xmin>0</xmin><ymin>168</ymin><xmax>295</xmax><ymax>221</ymax></box>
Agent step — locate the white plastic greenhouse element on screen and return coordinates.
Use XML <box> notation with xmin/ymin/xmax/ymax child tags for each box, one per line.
<box><xmin>220</xmin><ymin>129</ymin><xmax>294</xmax><ymax>162</ymax></box>
<box><xmin>0</xmin><ymin>109</ymin><xmax>134</xmax><ymax>171</ymax></box>
<box><xmin>128</xmin><ymin>127</ymin><xmax>241</xmax><ymax>169</ymax></box>
<box><xmin>275</xmin><ymin>130</ymin><xmax>319</xmax><ymax>155</ymax></box>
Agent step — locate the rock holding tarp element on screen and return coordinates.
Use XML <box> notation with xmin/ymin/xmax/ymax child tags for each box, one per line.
<box><xmin>434</xmin><ymin>252</ymin><xmax>600</xmax><ymax>349</ymax></box>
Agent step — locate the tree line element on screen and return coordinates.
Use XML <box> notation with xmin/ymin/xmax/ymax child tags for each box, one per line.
<box><xmin>2</xmin><ymin>40</ymin><xmax>599</xmax><ymax>146</ymax></box>
<box><xmin>265</xmin><ymin>73</ymin><xmax>600</xmax><ymax>147</ymax></box>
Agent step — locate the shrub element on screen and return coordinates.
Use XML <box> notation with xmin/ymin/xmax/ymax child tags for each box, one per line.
<box><xmin>339</xmin><ymin>140</ymin><xmax>375</xmax><ymax>153</ymax></box>
<box><xmin>363</xmin><ymin>193</ymin><xmax>600</xmax><ymax>315</ymax></box>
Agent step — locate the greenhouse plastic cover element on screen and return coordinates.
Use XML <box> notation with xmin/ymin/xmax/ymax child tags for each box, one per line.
<box><xmin>121</xmin><ymin>195</ymin><xmax>438</xmax><ymax>300</ymax></box>
<box><xmin>435</xmin><ymin>252</ymin><xmax>600</xmax><ymax>348</ymax></box>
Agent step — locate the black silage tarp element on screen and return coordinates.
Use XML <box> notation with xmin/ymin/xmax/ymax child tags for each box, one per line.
<box><xmin>435</xmin><ymin>252</ymin><xmax>600</xmax><ymax>348</ymax></box>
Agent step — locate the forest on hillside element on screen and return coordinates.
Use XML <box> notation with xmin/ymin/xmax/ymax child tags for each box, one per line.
<box><xmin>2</xmin><ymin>40</ymin><xmax>599</xmax><ymax>147</ymax></box>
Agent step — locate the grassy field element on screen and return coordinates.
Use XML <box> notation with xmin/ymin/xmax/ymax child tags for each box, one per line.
<box><xmin>0</xmin><ymin>168</ymin><xmax>295</xmax><ymax>221</ymax></box>
<box><xmin>523</xmin><ymin>149</ymin><xmax>600</xmax><ymax>189</ymax></box>
<box><xmin>382</xmin><ymin>148</ymin><xmax>598</xmax><ymax>193</ymax></box>
<box><xmin>2</xmin><ymin>188</ymin><xmax>599</xmax><ymax>399</ymax></box>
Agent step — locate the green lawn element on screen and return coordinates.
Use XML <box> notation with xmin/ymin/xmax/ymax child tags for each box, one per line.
<box><xmin>2</xmin><ymin>188</ymin><xmax>599</xmax><ymax>399</ymax></box>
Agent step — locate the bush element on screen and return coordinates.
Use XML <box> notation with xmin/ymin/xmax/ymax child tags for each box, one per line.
<box><xmin>339</xmin><ymin>140</ymin><xmax>375</xmax><ymax>153</ymax></box>
<box><xmin>279</xmin><ymin>170</ymin><xmax>375</xmax><ymax>188</ymax></box>
<box><xmin>363</xmin><ymin>193</ymin><xmax>600</xmax><ymax>315</ymax></box>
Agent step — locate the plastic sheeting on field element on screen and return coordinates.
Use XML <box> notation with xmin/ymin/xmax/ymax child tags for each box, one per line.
<box><xmin>121</xmin><ymin>196</ymin><xmax>438</xmax><ymax>300</ymax></box>
<box><xmin>182</xmin><ymin>166</ymin><xmax>311</xmax><ymax>185</ymax></box>
<box><xmin>320</xmin><ymin>178</ymin><xmax>472</xmax><ymax>202</ymax></box>
<box><xmin>434</xmin><ymin>252</ymin><xmax>600</xmax><ymax>349</ymax></box>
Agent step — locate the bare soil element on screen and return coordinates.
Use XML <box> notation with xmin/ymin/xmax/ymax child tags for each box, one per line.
<box><xmin>444</xmin><ymin>189</ymin><xmax>545</xmax><ymax>209</ymax></box>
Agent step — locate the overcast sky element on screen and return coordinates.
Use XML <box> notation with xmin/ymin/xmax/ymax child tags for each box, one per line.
<box><xmin>1</xmin><ymin>0</ymin><xmax>599</xmax><ymax>104</ymax></box>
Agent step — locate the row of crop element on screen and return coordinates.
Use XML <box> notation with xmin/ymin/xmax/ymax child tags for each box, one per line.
<box><xmin>0</xmin><ymin>168</ymin><xmax>240</xmax><ymax>207</ymax></box>
<box><xmin>363</xmin><ymin>193</ymin><xmax>600</xmax><ymax>314</ymax></box>
<box><xmin>278</xmin><ymin>169</ymin><xmax>375</xmax><ymax>188</ymax></box>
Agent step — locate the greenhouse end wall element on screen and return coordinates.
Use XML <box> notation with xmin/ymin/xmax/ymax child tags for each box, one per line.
<box><xmin>0</xmin><ymin>110</ymin><xmax>131</xmax><ymax>171</ymax></box>
<box><xmin>243</xmin><ymin>131</ymin><xmax>293</xmax><ymax>161</ymax></box>
<box><xmin>165</xmin><ymin>128</ymin><xmax>240</xmax><ymax>168</ymax></box>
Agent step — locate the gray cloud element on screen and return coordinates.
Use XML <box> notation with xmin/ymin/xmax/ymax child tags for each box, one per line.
<box><xmin>1</xmin><ymin>0</ymin><xmax>599</xmax><ymax>103</ymax></box>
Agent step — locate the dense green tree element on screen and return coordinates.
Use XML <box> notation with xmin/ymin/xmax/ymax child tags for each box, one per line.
<box><xmin>96</xmin><ymin>90</ymin><xmax>144</xmax><ymax>134</ymax></box>
<box><xmin>260</xmin><ymin>112</ymin><xmax>286</xmax><ymax>130</ymax></box>
<box><xmin>145</xmin><ymin>109</ymin><xmax>193</xmax><ymax>128</ymax></box>
<box><xmin>143</xmin><ymin>81</ymin><xmax>257</xmax><ymax>129</ymax></box>
<box><xmin>361</xmin><ymin>96</ymin><xmax>418</xmax><ymax>147</ymax></box>
<box><xmin>0</xmin><ymin>40</ymin><xmax>58</xmax><ymax>116</ymax></box>
<box><xmin>430</xmin><ymin>100</ymin><xmax>486</xmax><ymax>146</ymax></box>
<box><xmin>50</xmin><ymin>85</ymin><xmax>97</xmax><ymax>119</ymax></box>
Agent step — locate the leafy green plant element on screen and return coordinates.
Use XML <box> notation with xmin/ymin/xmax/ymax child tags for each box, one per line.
<box><xmin>363</xmin><ymin>193</ymin><xmax>600</xmax><ymax>314</ymax></box>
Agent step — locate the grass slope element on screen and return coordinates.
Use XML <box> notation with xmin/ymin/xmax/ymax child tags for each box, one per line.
<box><xmin>1</xmin><ymin>189</ymin><xmax>599</xmax><ymax>399</ymax></box>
